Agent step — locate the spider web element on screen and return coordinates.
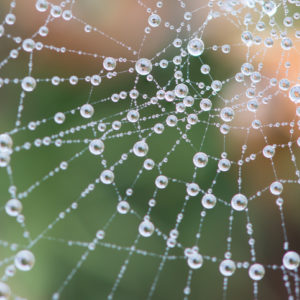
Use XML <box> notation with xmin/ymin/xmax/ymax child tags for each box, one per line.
<box><xmin>0</xmin><ymin>0</ymin><xmax>300</xmax><ymax>299</ymax></box>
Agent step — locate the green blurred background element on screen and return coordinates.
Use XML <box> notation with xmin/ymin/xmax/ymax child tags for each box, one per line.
<box><xmin>0</xmin><ymin>0</ymin><xmax>300</xmax><ymax>299</ymax></box>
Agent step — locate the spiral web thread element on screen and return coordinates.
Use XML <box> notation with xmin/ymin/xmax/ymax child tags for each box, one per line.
<box><xmin>0</xmin><ymin>0</ymin><xmax>300</xmax><ymax>299</ymax></box>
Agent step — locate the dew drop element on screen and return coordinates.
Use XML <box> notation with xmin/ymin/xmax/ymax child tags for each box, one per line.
<box><xmin>263</xmin><ymin>145</ymin><xmax>275</xmax><ymax>158</ymax></box>
<box><xmin>135</xmin><ymin>58</ymin><xmax>152</xmax><ymax>76</ymax></box>
<box><xmin>193</xmin><ymin>152</ymin><xmax>208</xmax><ymax>168</ymax></box>
<box><xmin>117</xmin><ymin>201</ymin><xmax>130</xmax><ymax>214</ymax></box>
<box><xmin>281</xmin><ymin>38</ymin><xmax>293</xmax><ymax>50</ymax></box>
<box><xmin>14</xmin><ymin>250</ymin><xmax>35</xmax><ymax>271</ymax></box>
<box><xmin>220</xmin><ymin>107</ymin><xmax>234</xmax><ymax>122</ymax></box>
<box><xmin>201</xmin><ymin>194</ymin><xmax>217</xmax><ymax>209</ymax></box>
<box><xmin>133</xmin><ymin>140</ymin><xmax>149</xmax><ymax>157</ymax></box>
<box><xmin>155</xmin><ymin>175</ymin><xmax>168</xmax><ymax>189</ymax></box>
<box><xmin>186</xmin><ymin>183</ymin><xmax>200</xmax><ymax>197</ymax></box>
<box><xmin>219</xmin><ymin>259</ymin><xmax>236</xmax><ymax>276</ymax></box>
<box><xmin>89</xmin><ymin>139</ymin><xmax>104</xmax><ymax>155</ymax></box>
<box><xmin>21</xmin><ymin>76</ymin><xmax>36</xmax><ymax>92</ymax></box>
<box><xmin>91</xmin><ymin>75</ymin><xmax>101</xmax><ymax>86</ymax></box>
<box><xmin>187</xmin><ymin>253</ymin><xmax>203</xmax><ymax>269</ymax></box>
<box><xmin>187</xmin><ymin>38</ymin><xmax>204</xmax><ymax>56</ymax></box>
<box><xmin>283</xmin><ymin>251</ymin><xmax>300</xmax><ymax>270</ymax></box>
<box><xmin>36</xmin><ymin>0</ymin><xmax>49</xmax><ymax>12</ymax></box>
<box><xmin>0</xmin><ymin>282</ymin><xmax>11</xmax><ymax>300</ymax></box>
<box><xmin>175</xmin><ymin>83</ymin><xmax>189</xmax><ymax>98</ymax></box>
<box><xmin>262</xmin><ymin>1</ymin><xmax>277</xmax><ymax>16</ymax></box>
<box><xmin>231</xmin><ymin>193</ymin><xmax>248</xmax><ymax>211</ymax></box>
<box><xmin>241</xmin><ymin>31</ymin><xmax>253</xmax><ymax>46</ymax></box>
<box><xmin>289</xmin><ymin>85</ymin><xmax>300</xmax><ymax>104</ymax></box>
<box><xmin>218</xmin><ymin>158</ymin><xmax>231</xmax><ymax>172</ymax></box>
<box><xmin>0</xmin><ymin>25</ymin><xmax>4</xmax><ymax>38</ymax></box>
<box><xmin>139</xmin><ymin>220</ymin><xmax>155</xmax><ymax>237</ymax></box>
<box><xmin>148</xmin><ymin>14</ymin><xmax>161</xmax><ymax>27</ymax></box>
<box><xmin>143</xmin><ymin>158</ymin><xmax>155</xmax><ymax>170</ymax></box>
<box><xmin>54</xmin><ymin>112</ymin><xmax>65</xmax><ymax>124</ymax></box>
<box><xmin>100</xmin><ymin>170</ymin><xmax>114</xmax><ymax>184</ymax></box>
<box><xmin>200</xmin><ymin>98</ymin><xmax>212</xmax><ymax>111</ymax></box>
<box><xmin>5</xmin><ymin>199</ymin><xmax>22</xmax><ymax>217</ymax></box>
<box><xmin>103</xmin><ymin>57</ymin><xmax>117</xmax><ymax>71</ymax></box>
<box><xmin>22</xmin><ymin>39</ymin><xmax>35</xmax><ymax>52</ymax></box>
<box><xmin>127</xmin><ymin>110</ymin><xmax>140</xmax><ymax>123</ymax></box>
<box><xmin>248</xmin><ymin>263</ymin><xmax>265</xmax><ymax>280</ymax></box>
<box><xmin>80</xmin><ymin>104</ymin><xmax>94</xmax><ymax>119</ymax></box>
<box><xmin>0</xmin><ymin>152</ymin><xmax>10</xmax><ymax>167</ymax></box>
<box><xmin>270</xmin><ymin>181</ymin><xmax>283</xmax><ymax>195</ymax></box>
<box><xmin>0</xmin><ymin>134</ymin><xmax>13</xmax><ymax>153</ymax></box>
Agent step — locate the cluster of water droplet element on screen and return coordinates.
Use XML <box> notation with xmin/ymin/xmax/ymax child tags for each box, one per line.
<box><xmin>0</xmin><ymin>134</ymin><xmax>13</xmax><ymax>168</ymax></box>
<box><xmin>0</xmin><ymin>0</ymin><xmax>299</xmax><ymax>298</ymax></box>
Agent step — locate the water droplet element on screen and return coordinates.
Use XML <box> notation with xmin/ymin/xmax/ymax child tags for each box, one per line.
<box><xmin>100</xmin><ymin>170</ymin><xmax>114</xmax><ymax>184</ymax></box>
<box><xmin>263</xmin><ymin>1</ymin><xmax>277</xmax><ymax>16</ymax></box>
<box><xmin>89</xmin><ymin>139</ymin><xmax>104</xmax><ymax>155</ymax></box>
<box><xmin>135</xmin><ymin>58</ymin><xmax>152</xmax><ymax>75</ymax></box>
<box><xmin>218</xmin><ymin>158</ymin><xmax>231</xmax><ymax>172</ymax></box>
<box><xmin>248</xmin><ymin>263</ymin><xmax>265</xmax><ymax>280</ymax></box>
<box><xmin>139</xmin><ymin>220</ymin><xmax>154</xmax><ymax>237</ymax></box>
<box><xmin>50</xmin><ymin>5</ymin><xmax>62</xmax><ymax>18</ymax></box>
<box><xmin>0</xmin><ymin>282</ymin><xmax>11</xmax><ymax>300</ymax></box>
<box><xmin>155</xmin><ymin>175</ymin><xmax>168</xmax><ymax>189</ymax></box>
<box><xmin>117</xmin><ymin>201</ymin><xmax>130</xmax><ymax>214</ymax></box>
<box><xmin>54</xmin><ymin>112</ymin><xmax>65</xmax><ymax>124</ymax></box>
<box><xmin>247</xmin><ymin>99</ymin><xmax>258</xmax><ymax>112</ymax></box>
<box><xmin>184</xmin><ymin>96</ymin><xmax>194</xmax><ymax>107</ymax></box>
<box><xmin>91</xmin><ymin>75</ymin><xmax>101</xmax><ymax>86</ymax></box>
<box><xmin>283</xmin><ymin>251</ymin><xmax>300</xmax><ymax>270</ymax></box>
<box><xmin>0</xmin><ymin>152</ymin><xmax>10</xmax><ymax>167</ymax></box>
<box><xmin>143</xmin><ymin>158</ymin><xmax>155</xmax><ymax>170</ymax></box>
<box><xmin>241</xmin><ymin>63</ymin><xmax>254</xmax><ymax>76</ymax></box>
<box><xmin>133</xmin><ymin>140</ymin><xmax>149</xmax><ymax>157</ymax></box>
<box><xmin>211</xmin><ymin>80</ymin><xmax>222</xmax><ymax>92</ymax></box>
<box><xmin>200</xmin><ymin>64</ymin><xmax>210</xmax><ymax>74</ymax></box>
<box><xmin>175</xmin><ymin>83</ymin><xmax>189</xmax><ymax>98</ymax></box>
<box><xmin>80</xmin><ymin>104</ymin><xmax>94</xmax><ymax>118</ymax></box>
<box><xmin>231</xmin><ymin>194</ymin><xmax>248</xmax><ymax>211</ymax></box>
<box><xmin>127</xmin><ymin>110</ymin><xmax>140</xmax><ymax>123</ymax></box>
<box><xmin>36</xmin><ymin>0</ymin><xmax>49</xmax><ymax>12</ymax></box>
<box><xmin>187</xmin><ymin>38</ymin><xmax>204</xmax><ymax>56</ymax></box>
<box><xmin>186</xmin><ymin>183</ymin><xmax>200</xmax><ymax>197</ymax></box>
<box><xmin>14</xmin><ymin>250</ymin><xmax>35</xmax><ymax>271</ymax></box>
<box><xmin>219</xmin><ymin>259</ymin><xmax>236</xmax><ymax>276</ymax></box>
<box><xmin>184</xmin><ymin>12</ymin><xmax>192</xmax><ymax>21</ymax></box>
<box><xmin>0</xmin><ymin>134</ymin><xmax>13</xmax><ymax>153</ymax></box>
<box><xmin>5</xmin><ymin>199</ymin><xmax>22</xmax><ymax>217</ymax></box>
<box><xmin>202</xmin><ymin>194</ymin><xmax>217</xmax><ymax>209</ymax></box>
<box><xmin>62</xmin><ymin>10</ymin><xmax>72</xmax><ymax>21</ymax></box>
<box><xmin>22</xmin><ymin>39</ymin><xmax>35</xmax><ymax>52</ymax></box>
<box><xmin>220</xmin><ymin>107</ymin><xmax>234</xmax><ymax>122</ymax></box>
<box><xmin>263</xmin><ymin>145</ymin><xmax>275</xmax><ymax>158</ymax></box>
<box><xmin>148</xmin><ymin>14</ymin><xmax>161</xmax><ymax>27</ymax></box>
<box><xmin>0</xmin><ymin>25</ymin><xmax>4</xmax><ymax>38</ymax></box>
<box><xmin>241</xmin><ymin>31</ymin><xmax>253</xmax><ymax>46</ymax></box>
<box><xmin>5</xmin><ymin>13</ymin><xmax>16</xmax><ymax>25</ymax></box>
<box><xmin>200</xmin><ymin>98</ymin><xmax>212</xmax><ymax>111</ymax></box>
<box><xmin>96</xmin><ymin>230</ymin><xmax>105</xmax><ymax>240</ymax></box>
<box><xmin>193</xmin><ymin>152</ymin><xmax>208</xmax><ymax>168</ymax></box>
<box><xmin>103</xmin><ymin>57</ymin><xmax>117</xmax><ymax>71</ymax></box>
<box><xmin>289</xmin><ymin>85</ymin><xmax>300</xmax><ymax>103</ymax></box>
<box><xmin>281</xmin><ymin>38</ymin><xmax>293</xmax><ymax>50</ymax></box>
<box><xmin>270</xmin><ymin>181</ymin><xmax>283</xmax><ymax>195</ymax></box>
<box><xmin>21</xmin><ymin>76</ymin><xmax>36</xmax><ymax>92</ymax></box>
<box><xmin>187</xmin><ymin>253</ymin><xmax>203</xmax><ymax>269</ymax></box>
